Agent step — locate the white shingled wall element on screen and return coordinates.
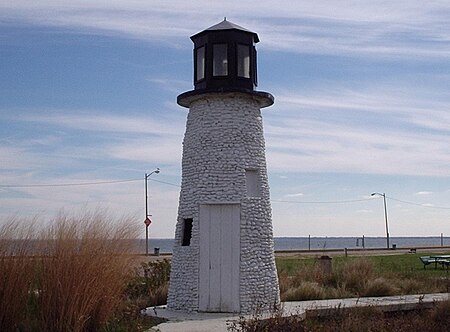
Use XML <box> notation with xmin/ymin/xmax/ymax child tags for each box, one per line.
<box><xmin>167</xmin><ymin>92</ymin><xmax>279</xmax><ymax>313</ymax></box>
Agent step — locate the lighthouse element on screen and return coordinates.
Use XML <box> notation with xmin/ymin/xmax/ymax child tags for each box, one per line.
<box><xmin>167</xmin><ymin>19</ymin><xmax>279</xmax><ymax>313</ymax></box>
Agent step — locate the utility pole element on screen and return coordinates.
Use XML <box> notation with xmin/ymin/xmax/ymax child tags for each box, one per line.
<box><xmin>144</xmin><ymin>168</ymin><xmax>160</xmax><ymax>255</ymax></box>
<box><xmin>371</xmin><ymin>192</ymin><xmax>390</xmax><ymax>249</ymax></box>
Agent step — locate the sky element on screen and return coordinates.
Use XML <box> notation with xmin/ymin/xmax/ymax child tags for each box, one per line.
<box><xmin>1</xmin><ymin>1</ymin><xmax>450</xmax><ymax>239</ymax></box>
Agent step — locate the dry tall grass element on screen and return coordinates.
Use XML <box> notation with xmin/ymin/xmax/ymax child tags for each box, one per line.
<box><xmin>337</xmin><ymin>258</ymin><xmax>373</xmax><ymax>292</ymax></box>
<box><xmin>279</xmin><ymin>257</ymin><xmax>417</xmax><ymax>301</ymax></box>
<box><xmin>0</xmin><ymin>218</ymin><xmax>37</xmax><ymax>329</ymax></box>
<box><xmin>0</xmin><ymin>211</ymin><xmax>140</xmax><ymax>332</ymax></box>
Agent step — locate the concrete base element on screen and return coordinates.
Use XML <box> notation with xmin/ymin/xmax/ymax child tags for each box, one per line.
<box><xmin>144</xmin><ymin>293</ymin><xmax>449</xmax><ymax>332</ymax></box>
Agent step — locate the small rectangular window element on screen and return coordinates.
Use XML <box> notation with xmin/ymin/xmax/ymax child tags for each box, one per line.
<box><xmin>245</xmin><ymin>169</ymin><xmax>261</xmax><ymax>197</ymax></box>
<box><xmin>181</xmin><ymin>218</ymin><xmax>193</xmax><ymax>246</ymax></box>
<box><xmin>213</xmin><ymin>44</ymin><xmax>228</xmax><ymax>76</ymax></box>
<box><xmin>196</xmin><ymin>46</ymin><xmax>205</xmax><ymax>81</ymax></box>
<box><xmin>237</xmin><ymin>44</ymin><xmax>250</xmax><ymax>78</ymax></box>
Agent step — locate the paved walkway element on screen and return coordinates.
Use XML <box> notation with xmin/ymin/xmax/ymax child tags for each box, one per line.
<box><xmin>145</xmin><ymin>293</ymin><xmax>449</xmax><ymax>332</ymax></box>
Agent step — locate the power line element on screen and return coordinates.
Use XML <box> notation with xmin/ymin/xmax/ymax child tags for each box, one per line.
<box><xmin>386</xmin><ymin>196</ymin><xmax>450</xmax><ymax>210</ymax></box>
<box><xmin>0</xmin><ymin>178</ymin><xmax>181</xmax><ymax>188</ymax></box>
<box><xmin>271</xmin><ymin>198</ymin><xmax>370</xmax><ymax>204</ymax></box>
<box><xmin>272</xmin><ymin>196</ymin><xmax>450</xmax><ymax>210</ymax></box>
<box><xmin>1</xmin><ymin>179</ymin><xmax>449</xmax><ymax>210</ymax></box>
<box><xmin>149</xmin><ymin>178</ymin><xmax>181</xmax><ymax>187</ymax></box>
<box><xmin>0</xmin><ymin>178</ymin><xmax>141</xmax><ymax>188</ymax></box>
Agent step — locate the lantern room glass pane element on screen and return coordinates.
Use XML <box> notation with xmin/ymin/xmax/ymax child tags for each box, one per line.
<box><xmin>196</xmin><ymin>46</ymin><xmax>205</xmax><ymax>81</ymax></box>
<box><xmin>237</xmin><ymin>44</ymin><xmax>250</xmax><ymax>78</ymax></box>
<box><xmin>213</xmin><ymin>44</ymin><xmax>228</xmax><ymax>76</ymax></box>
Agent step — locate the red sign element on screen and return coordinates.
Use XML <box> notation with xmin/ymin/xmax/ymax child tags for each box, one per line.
<box><xmin>144</xmin><ymin>217</ymin><xmax>152</xmax><ymax>226</ymax></box>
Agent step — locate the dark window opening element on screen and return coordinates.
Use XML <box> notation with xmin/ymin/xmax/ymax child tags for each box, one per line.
<box><xmin>182</xmin><ymin>218</ymin><xmax>193</xmax><ymax>246</ymax></box>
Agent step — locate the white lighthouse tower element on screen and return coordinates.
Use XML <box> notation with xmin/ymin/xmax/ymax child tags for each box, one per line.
<box><xmin>167</xmin><ymin>19</ymin><xmax>279</xmax><ymax>314</ymax></box>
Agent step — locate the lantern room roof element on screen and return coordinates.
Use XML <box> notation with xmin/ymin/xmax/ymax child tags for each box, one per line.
<box><xmin>191</xmin><ymin>19</ymin><xmax>259</xmax><ymax>43</ymax></box>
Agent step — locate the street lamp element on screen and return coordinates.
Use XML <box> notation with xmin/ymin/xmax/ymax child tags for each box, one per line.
<box><xmin>144</xmin><ymin>168</ymin><xmax>160</xmax><ymax>255</ymax></box>
<box><xmin>371</xmin><ymin>192</ymin><xmax>390</xmax><ymax>249</ymax></box>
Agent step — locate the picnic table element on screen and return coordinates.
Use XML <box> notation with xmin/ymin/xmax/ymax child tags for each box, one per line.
<box><xmin>421</xmin><ymin>255</ymin><xmax>450</xmax><ymax>269</ymax></box>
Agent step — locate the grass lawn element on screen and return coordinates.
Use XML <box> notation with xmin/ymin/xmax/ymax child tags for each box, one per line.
<box><xmin>276</xmin><ymin>252</ymin><xmax>450</xmax><ymax>301</ymax></box>
<box><xmin>277</xmin><ymin>252</ymin><xmax>450</xmax><ymax>277</ymax></box>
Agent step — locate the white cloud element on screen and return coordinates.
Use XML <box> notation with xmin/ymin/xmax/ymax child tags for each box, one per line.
<box><xmin>284</xmin><ymin>193</ymin><xmax>304</xmax><ymax>198</ymax></box>
<box><xmin>1</xmin><ymin>1</ymin><xmax>449</xmax><ymax>58</ymax></box>
<box><xmin>0</xmin><ymin>177</ymin><xmax>180</xmax><ymax>237</ymax></box>
<box><xmin>15</xmin><ymin>111</ymin><xmax>185</xmax><ymax>136</ymax></box>
<box><xmin>274</xmin><ymin>86</ymin><xmax>449</xmax><ymax>120</ymax></box>
<box><xmin>266</xmin><ymin>118</ymin><xmax>450</xmax><ymax>176</ymax></box>
<box><xmin>356</xmin><ymin>209</ymin><xmax>373</xmax><ymax>214</ymax></box>
<box><xmin>263</xmin><ymin>84</ymin><xmax>450</xmax><ymax>176</ymax></box>
<box><xmin>0</xmin><ymin>146</ymin><xmax>58</xmax><ymax>172</ymax></box>
<box><xmin>415</xmin><ymin>191</ymin><xmax>433</xmax><ymax>195</ymax></box>
<box><xmin>146</xmin><ymin>78</ymin><xmax>192</xmax><ymax>94</ymax></box>
<box><xmin>107</xmin><ymin>137</ymin><xmax>182</xmax><ymax>164</ymax></box>
<box><xmin>0</xmin><ymin>110</ymin><xmax>185</xmax><ymax>206</ymax></box>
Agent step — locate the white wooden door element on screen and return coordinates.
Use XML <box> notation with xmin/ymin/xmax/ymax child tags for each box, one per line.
<box><xmin>199</xmin><ymin>204</ymin><xmax>240</xmax><ymax>312</ymax></box>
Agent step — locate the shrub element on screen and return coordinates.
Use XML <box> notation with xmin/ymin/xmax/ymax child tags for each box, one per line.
<box><xmin>277</xmin><ymin>271</ymin><xmax>290</xmax><ymax>295</ymax></box>
<box><xmin>127</xmin><ymin>259</ymin><xmax>171</xmax><ymax>307</ymax></box>
<box><xmin>363</xmin><ymin>277</ymin><xmax>397</xmax><ymax>297</ymax></box>
<box><xmin>228</xmin><ymin>306</ymin><xmax>305</xmax><ymax>332</ymax></box>
<box><xmin>290</xmin><ymin>259</ymin><xmax>337</xmax><ymax>288</ymax></box>
<box><xmin>282</xmin><ymin>282</ymin><xmax>325</xmax><ymax>301</ymax></box>
<box><xmin>395</xmin><ymin>278</ymin><xmax>423</xmax><ymax>294</ymax></box>
<box><xmin>430</xmin><ymin>300</ymin><xmax>450</xmax><ymax>325</ymax></box>
<box><xmin>337</xmin><ymin>258</ymin><xmax>373</xmax><ymax>294</ymax></box>
<box><xmin>329</xmin><ymin>306</ymin><xmax>385</xmax><ymax>332</ymax></box>
<box><xmin>142</xmin><ymin>259</ymin><xmax>171</xmax><ymax>289</ymax></box>
<box><xmin>228</xmin><ymin>303</ymin><xmax>450</xmax><ymax>332</ymax></box>
<box><xmin>280</xmin><ymin>258</ymin><xmax>378</xmax><ymax>301</ymax></box>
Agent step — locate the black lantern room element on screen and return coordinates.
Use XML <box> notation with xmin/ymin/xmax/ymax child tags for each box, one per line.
<box><xmin>192</xmin><ymin>19</ymin><xmax>258</xmax><ymax>91</ymax></box>
<box><xmin>178</xmin><ymin>19</ymin><xmax>273</xmax><ymax>108</ymax></box>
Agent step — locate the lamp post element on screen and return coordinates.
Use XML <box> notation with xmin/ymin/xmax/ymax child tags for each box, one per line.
<box><xmin>145</xmin><ymin>168</ymin><xmax>160</xmax><ymax>255</ymax></box>
<box><xmin>371</xmin><ymin>192</ymin><xmax>389</xmax><ymax>249</ymax></box>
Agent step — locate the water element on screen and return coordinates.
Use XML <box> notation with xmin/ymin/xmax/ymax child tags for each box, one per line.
<box><xmin>143</xmin><ymin>236</ymin><xmax>449</xmax><ymax>254</ymax></box>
